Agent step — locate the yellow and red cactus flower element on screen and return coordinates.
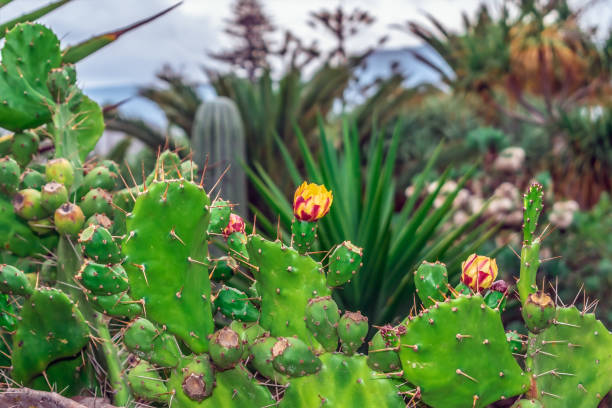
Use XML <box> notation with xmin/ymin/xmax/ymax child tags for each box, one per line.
<box><xmin>223</xmin><ymin>213</ymin><xmax>245</xmax><ymax>237</ymax></box>
<box><xmin>293</xmin><ymin>182</ymin><xmax>333</xmax><ymax>222</ymax></box>
<box><xmin>461</xmin><ymin>254</ymin><xmax>498</xmax><ymax>291</ymax></box>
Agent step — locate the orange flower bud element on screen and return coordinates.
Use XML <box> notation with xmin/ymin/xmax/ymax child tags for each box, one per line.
<box><xmin>293</xmin><ymin>182</ymin><xmax>333</xmax><ymax>222</ymax></box>
<box><xmin>223</xmin><ymin>213</ymin><xmax>245</xmax><ymax>237</ymax></box>
<box><xmin>461</xmin><ymin>254</ymin><xmax>498</xmax><ymax>291</ymax></box>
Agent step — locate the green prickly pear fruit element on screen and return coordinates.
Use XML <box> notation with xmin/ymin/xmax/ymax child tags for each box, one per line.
<box><xmin>78</xmin><ymin>224</ymin><xmax>121</xmax><ymax>264</ymax></box>
<box><xmin>41</xmin><ymin>182</ymin><xmax>68</xmax><ymax>212</ymax></box>
<box><xmin>124</xmin><ymin>318</ymin><xmax>181</xmax><ymax>368</ymax></box>
<box><xmin>230</xmin><ymin>321</ymin><xmax>266</xmax><ymax>359</ymax></box>
<box><xmin>484</xmin><ymin>280</ymin><xmax>509</xmax><ymax>310</ymax></box>
<box><xmin>0</xmin><ymin>264</ymin><xmax>33</xmax><ymax>296</ymax></box>
<box><xmin>337</xmin><ymin>311</ymin><xmax>368</xmax><ymax>355</ymax></box>
<box><xmin>27</xmin><ymin>217</ymin><xmax>54</xmax><ymax>235</ymax></box>
<box><xmin>10</xmin><ymin>131</ymin><xmax>39</xmax><ymax>167</ymax></box>
<box><xmin>213</xmin><ymin>285</ymin><xmax>259</xmax><ymax>322</ymax></box>
<box><xmin>224</xmin><ymin>213</ymin><xmax>248</xmax><ymax>257</ymax></box>
<box><xmin>168</xmin><ymin>354</ymin><xmax>215</xmax><ymax>402</ymax></box>
<box><xmin>511</xmin><ymin>399</ymin><xmax>543</xmax><ymax>408</ymax></box>
<box><xmin>455</xmin><ymin>281</ymin><xmax>471</xmax><ymax>295</ymax></box>
<box><xmin>54</xmin><ymin>203</ymin><xmax>85</xmax><ymax>235</ymax></box>
<box><xmin>80</xmin><ymin>188</ymin><xmax>113</xmax><ymax>218</ymax></box>
<box><xmin>12</xmin><ymin>188</ymin><xmax>46</xmax><ymax>220</ymax></box>
<box><xmin>180</xmin><ymin>160</ymin><xmax>198</xmax><ymax>179</ymax></box>
<box><xmin>326</xmin><ymin>241</ymin><xmax>363</xmax><ymax>287</ymax></box>
<box><xmin>250</xmin><ymin>336</ymin><xmax>289</xmax><ymax>384</ymax></box>
<box><xmin>291</xmin><ymin>182</ymin><xmax>333</xmax><ymax>253</ymax></box>
<box><xmin>522</xmin><ymin>291</ymin><xmax>555</xmax><ymax>333</ymax></box>
<box><xmin>305</xmin><ymin>296</ymin><xmax>340</xmax><ymax>352</ymax></box>
<box><xmin>208</xmin><ymin>199</ymin><xmax>231</xmax><ymax>234</ymax></box>
<box><xmin>85</xmin><ymin>213</ymin><xmax>113</xmax><ymax>229</ymax></box>
<box><xmin>46</xmin><ymin>158</ymin><xmax>74</xmax><ymax>189</ymax></box>
<box><xmin>367</xmin><ymin>324</ymin><xmax>404</xmax><ymax>373</ymax></box>
<box><xmin>414</xmin><ymin>260</ymin><xmax>448</xmax><ymax>307</ymax></box>
<box><xmin>19</xmin><ymin>169</ymin><xmax>45</xmax><ymax>190</ymax></box>
<box><xmin>209</xmin><ymin>256</ymin><xmax>238</xmax><ymax>282</ymax></box>
<box><xmin>506</xmin><ymin>331</ymin><xmax>525</xmax><ymax>354</ymax></box>
<box><xmin>271</xmin><ymin>337</ymin><xmax>322</xmax><ymax>377</ymax></box>
<box><xmin>76</xmin><ymin>261</ymin><xmax>128</xmax><ymax>296</ymax></box>
<box><xmin>92</xmin><ymin>292</ymin><xmax>142</xmax><ymax>318</ymax></box>
<box><xmin>46</xmin><ymin>65</ymin><xmax>77</xmax><ymax>103</ymax></box>
<box><xmin>0</xmin><ymin>156</ymin><xmax>20</xmax><ymax>195</ymax></box>
<box><xmin>83</xmin><ymin>165</ymin><xmax>116</xmax><ymax>191</ymax></box>
<box><xmin>127</xmin><ymin>360</ymin><xmax>169</xmax><ymax>403</ymax></box>
<box><xmin>209</xmin><ymin>327</ymin><xmax>244</xmax><ymax>369</ymax></box>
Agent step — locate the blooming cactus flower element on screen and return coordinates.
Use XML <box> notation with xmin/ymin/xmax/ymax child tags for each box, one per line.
<box><xmin>293</xmin><ymin>182</ymin><xmax>333</xmax><ymax>222</ymax></box>
<box><xmin>223</xmin><ymin>213</ymin><xmax>245</xmax><ymax>237</ymax></box>
<box><xmin>461</xmin><ymin>254</ymin><xmax>498</xmax><ymax>291</ymax></box>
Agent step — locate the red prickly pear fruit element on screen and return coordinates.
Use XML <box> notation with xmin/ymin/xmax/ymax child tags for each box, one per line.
<box><xmin>41</xmin><ymin>181</ymin><xmax>68</xmax><ymax>212</ymax></box>
<box><xmin>54</xmin><ymin>203</ymin><xmax>85</xmax><ymax>235</ymax></box>
<box><xmin>45</xmin><ymin>158</ymin><xmax>74</xmax><ymax>189</ymax></box>
<box><xmin>12</xmin><ymin>188</ymin><xmax>46</xmax><ymax>220</ymax></box>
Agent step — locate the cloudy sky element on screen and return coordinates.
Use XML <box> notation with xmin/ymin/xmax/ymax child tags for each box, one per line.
<box><xmin>2</xmin><ymin>0</ymin><xmax>611</xmax><ymax>89</ymax></box>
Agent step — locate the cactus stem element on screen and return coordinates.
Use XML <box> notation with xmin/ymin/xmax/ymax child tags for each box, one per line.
<box><xmin>456</xmin><ymin>369</ymin><xmax>479</xmax><ymax>383</ymax></box>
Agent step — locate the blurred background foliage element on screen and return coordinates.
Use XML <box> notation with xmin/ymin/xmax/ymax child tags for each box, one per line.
<box><xmin>103</xmin><ymin>0</ymin><xmax>612</xmax><ymax>325</ymax></box>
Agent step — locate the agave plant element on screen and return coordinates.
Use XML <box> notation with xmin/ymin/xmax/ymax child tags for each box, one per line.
<box><xmin>246</xmin><ymin>120</ymin><xmax>498</xmax><ymax>324</ymax></box>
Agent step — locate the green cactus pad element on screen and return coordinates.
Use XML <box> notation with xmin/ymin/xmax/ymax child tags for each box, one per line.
<box><xmin>209</xmin><ymin>256</ymin><xmax>238</xmax><ymax>282</ymax></box>
<box><xmin>523</xmin><ymin>183</ymin><xmax>543</xmax><ymax>246</ymax></box>
<box><xmin>167</xmin><ymin>354</ymin><xmax>216</xmax><ymax>404</ymax></box>
<box><xmin>338</xmin><ymin>311</ymin><xmax>368</xmax><ymax>355</ymax></box>
<box><xmin>0</xmin><ymin>293</ymin><xmax>16</xmax><ymax>331</ymax></box>
<box><xmin>518</xmin><ymin>238</ymin><xmax>541</xmax><ymax>305</ymax></box>
<box><xmin>214</xmin><ymin>286</ymin><xmax>259</xmax><ymax>322</ymax></box>
<box><xmin>271</xmin><ymin>337</ymin><xmax>322</xmax><ymax>377</ymax></box>
<box><xmin>0</xmin><ymin>264</ymin><xmax>33</xmax><ymax>295</ymax></box>
<box><xmin>326</xmin><ymin>241</ymin><xmax>363</xmax><ymax>287</ymax></box>
<box><xmin>279</xmin><ymin>353</ymin><xmax>405</xmax><ymax>408</ymax></box>
<box><xmin>511</xmin><ymin>399</ymin><xmax>543</xmax><ymax>408</ymax></box>
<box><xmin>127</xmin><ymin>360</ymin><xmax>169</xmax><ymax>402</ymax></box>
<box><xmin>0</xmin><ymin>156</ymin><xmax>20</xmax><ymax>195</ymax></box>
<box><xmin>531</xmin><ymin>307</ymin><xmax>612</xmax><ymax>407</ymax></box>
<box><xmin>10</xmin><ymin>131</ymin><xmax>39</xmax><ymax>166</ymax></box>
<box><xmin>209</xmin><ymin>327</ymin><xmax>244</xmax><ymax>370</ymax></box>
<box><xmin>11</xmin><ymin>288</ymin><xmax>90</xmax><ymax>384</ymax></box>
<box><xmin>92</xmin><ymin>292</ymin><xmax>142</xmax><ymax>318</ymax></box>
<box><xmin>208</xmin><ymin>199</ymin><xmax>231</xmax><ymax>234</ymax></box>
<box><xmin>0</xmin><ymin>23</ymin><xmax>61</xmax><ymax>131</ymax></box>
<box><xmin>123</xmin><ymin>179</ymin><xmax>214</xmax><ymax>353</ymax></box>
<box><xmin>246</xmin><ymin>234</ymin><xmax>331</xmax><ymax>349</ymax></box>
<box><xmin>27</xmin><ymin>353</ymin><xmax>95</xmax><ymax>397</ymax></box>
<box><xmin>305</xmin><ymin>296</ymin><xmax>340</xmax><ymax>352</ymax></box>
<box><xmin>19</xmin><ymin>169</ymin><xmax>45</xmax><ymax>190</ymax></box>
<box><xmin>414</xmin><ymin>260</ymin><xmax>448</xmax><ymax>307</ymax></box>
<box><xmin>398</xmin><ymin>295</ymin><xmax>529</xmax><ymax>407</ymax></box>
<box><xmin>123</xmin><ymin>317</ymin><xmax>181</xmax><ymax>368</ymax></box>
<box><xmin>78</xmin><ymin>224</ymin><xmax>122</xmax><ymax>264</ymax></box>
<box><xmin>77</xmin><ymin>261</ymin><xmax>128</xmax><ymax>296</ymax></box>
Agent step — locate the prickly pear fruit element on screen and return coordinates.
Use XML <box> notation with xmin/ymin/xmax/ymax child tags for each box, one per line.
<box><xmin>305</xmin><ymin>296</ymin><xmax>340</xmax><ymax>352</ymax></box>
<box><xmin>484</xmin><ymin>280</ymin><xmax>509</xmax><ymax>310</ymax></box>
<box><xmin>209</xmin><ymin>256</ymin><xmax>238</xmax><ymax>282</ymax></box>
<box><xmin>271</xmin><ymin>337</ymin><xmax>322</xmax><ymax>377</ymax></box>
<box><xmin>179</xmin><ymin>160</ymin><xmax>198</xmax><ymax>179</ymax></box>
<box><xmin>214</xmin><ymin>285</ymin><xmax>259</xmax><ymax>322</ymax></box>
<box><xmin>506</xmin><ymin>331</ymin><xmax>524</xmax><ymax>354</ymax></box>
<box><xmin>10</xmin><ymin>131</ymin><xmax>39</xmax><ymax>166</ymax></box>
<box><xmin>511</xmin><ymin>399</ymin><xmax>543</xmax><ymax>408</ymax></box>
<box><xmin>367</xmin><ymin>324</ymin><xmax>404</xmax><ymax>373</ymax></box>
<box><xmin>0</xmin><ymin>156</ymin><xmax>20</xmax><ymax>195</ymax></box>
<box><xmin>208</xmin><ymin>199</ymin><xmax>231</xmax><ymax>234</ymax></box>
<box><xmin>455</xmin><ymin>281</ymin><xmax>471</xmax><ymax>295</ymax></box>
<box><xmin>45</xmin><ymin>158</ymin><xmax>74</xmax><ymax>189</ymax></box>
<box><xmin>326</xmin><ymin>241</ymin><xmax>363</xmax><ymax>286</ymax></box>
<box><xmin>47</xmin><ymin>65</ymin><xmax>77</xmax><ymax>103</ymax></box>
<box><xmin>338</xmin><ymin>311</ymin><xmax>368</xmax><ymax>355</ymax></box>
<box><xmin>250</xmin><ymin>336</ymin><xmax>289</xmax><ymax>384</ymax></box>
<box><xmin>224</xmin><ymin>213</ymin><xmax>247</xmax><ymax>257</ymax></box>
<box><xmin>92</xmin><ymin>292</ymin><xmax>141</xmax><ymax>318</ymax></box>
<box><xmin>167</xmin><ymin>354</ymin><xmax>215</xmax><ymax>403</ymax></box>
<box><xmin>522</xmin><ymin>291</ymin><xmax>555</xmax><ymax>333</ymax></box>
<box><xmin>20</xmin><ymin>169</ymin><xmax>45</xmax><ymax>190</ymax></box>
<box><xmin>414</xmin><ymin>260</ymin><xmax>448</xmax><ymax>307</ymax></box>
<box><xmin>80</xmin><ymin>188</ymin><xmax>113</xmax><ymax>218</ymax></box>
<box><xmin>85</xmin><ymin>213</ymin><xmax>113</xmax><ymax>229</ymax></box>
<box><xmin>78</xmin><ymin>224</ymin><xmax>121</xmax><ymax>264</ymax></box>
<box><xmin>209</xmin><ymin>327</ymin><xmax>244</xmax><ymax>369</ymax></box>
<box><xmin>83</xmin><ymin>165</ymin><xmax>116</xmax><ymax>191</ymax></box>
<box><xmin>41</xmin><ymin>182</ymin><xmax>68</xmax><ymax>212</ymax></box>
<box><xmin>54</xmin><ymin>203</ymin><xmax>85</xmax><ymax>235</ymax></box>
<box><xmin>127</xmin><ymin>360</ymin><xmax>169</xmax><ymax>403</ymax></box>
<box><xmin>12</xmin><ymin>189</ymin><xmax>46</xmax><ymax>220</ymax></box>
<box><xmin>0</xmin><ymin>264</ymin><xmax>33</xmax><ymax>296</ymax></box>
<box><xmin>76</xmin><ymin>261</ymin><xmax>128</xmax><ymax>296</ymax></box>
<box><xmin>291</xmin><ymin>220</ymin><xmax>317</xmax><ymax>253</ymax></box>
<box><xmin>230</xmin><ymin>320</ymin><xmax>266</xmax><ymax>359</ymax></box>
<box><xmin>123</xmin><ymin>318</ymin><xmax>181</xmax><ymax>368</ymax></box>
